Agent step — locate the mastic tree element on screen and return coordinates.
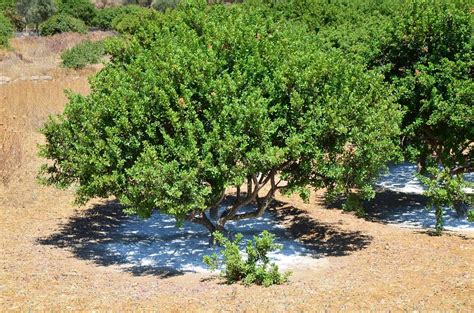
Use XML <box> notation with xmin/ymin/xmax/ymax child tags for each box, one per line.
<box><xmin>268</xmin><ymin>0</ymin><xmax>473</xmax><ymax>229</ymax></box>
<box><xmin>39</xmin><ymin>1</ymin><xmax>401</xmax><ymax>234</ymax></box>
<box><xmin>373</xmin><ymin>1</ymin><xmax>473</xmax><ymax>173</ymax></box>
<box><xmin>371</xmin><ymin>0</ymin><xmax>473</xmax><ymax>228</ymax></box>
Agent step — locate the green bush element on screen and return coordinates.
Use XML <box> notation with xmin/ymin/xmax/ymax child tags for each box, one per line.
<box><xmin>259</xmin><ymin>0</ymin><xmax>473</xmax><ymax>229</ymax></box>
<box><xmin>39</xmin><ymin>13</ymin><xmax>88</xmax><ymax>35</ymax></box>
<box><xmin>61</xmin><ymin>40</ymin><xmax>105</xmax><ymax>69</ymax></box>
<box><xmin>0</xmin><ymin>11</ymin><xmax>12</xmax><ymax>47</ymax></box>
<box><xmin>92</xmin><ymin>5</ymin><xmax>144</xmax><ymax>30</ymax></box>
<box><xmin>419</xmin><ymin>168</ymin><xmax>472</xmax><ymax>234</ymax></box>
<box><xmin>110</xmin><ymin>5</ymin><xmax>156</xmax><ymax>34</ymax></box>
<box><xmin>57</xmin><ymin>0</ymin><xmax>96</xmax><ymax>24</ymax></box>
<box><xmin>468</xmin><ymin>210</ymin><xmax>474</xmax><ymax>223</ymax></box>
<box><xmin>0</xmin><ymin>0</ymin><xmax>23</xmax><ymax>30</ymax></box>
<box><xmin>0</xmin><ymin>0</ymin><xmax>15</xmax><ymax>12</ymax></box>
<box><xmin>203</xmin><ymin>231</ymin><xmax>291</xmax><ymax>286</ymax></box>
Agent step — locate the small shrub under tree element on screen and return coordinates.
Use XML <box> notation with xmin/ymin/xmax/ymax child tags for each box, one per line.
<box><xmin>203</xmin><ymin>231</ymin><xmax>291</xmax><ymax>286</ymax></box>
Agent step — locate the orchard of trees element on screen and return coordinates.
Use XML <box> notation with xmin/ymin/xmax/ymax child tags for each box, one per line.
<box><xmin>34</xmin><ymin>0</ymin><xmax>472</xmax><ymax>234</ymax></box>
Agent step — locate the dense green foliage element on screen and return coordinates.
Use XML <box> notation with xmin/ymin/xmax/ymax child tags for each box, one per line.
<box><xmin>254</xmin><ymin>0</ymin><xmax>473</xmax><ymax>230</ymax></box>
<box><xmin>203</xmin><ymin>231</ymin><xmax>290</xmax><ymax>286</ymax></box>
<box><xmin>0</xmin><ymin>12</ymin><xmax>12</xmax><ymax>47</ymax></box>
<box><xmin>39</xmin><ymin>13</ymin><xmax>87</xmax><ymax>35</ymax></box>
<box><xmin>61</xmin><ymin>39</ymin><xmax>105</xmax><ymax>69</ymax></box>
<box><xmin>57</xmin><ymin>0</ymin><xmax>96</xmax><ymax>24</ymax></box>
<box><xmin>0</xmin><ymin>0</ymin><xmax>23</xmax><ymax>30</ymax></box>
<box><xmin>109</xmin><ymin>5</ymin><xmax>156</xmax><ymax>34</ymax></box>
<box><xmin>0</xmin><ymin>0</ymin><xmax>15</xmax><ymax>12</ymax></box>
<box><xmin>40</xmin><ymin>1</ymin><xmax>402</xmax><ymax>233</ymax></box>
<box><xmin>92</xmin><ymin>5</ymin><xmax>139</xmax><ymax>30</ymax></box>
<box><xmin>39</xmin><ymin>0</ymin><xmax>473</xmax><ymax>233</ymax></box>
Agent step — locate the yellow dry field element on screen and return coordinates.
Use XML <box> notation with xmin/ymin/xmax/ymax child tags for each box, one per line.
<box><xmin>0</xmin><ymin>34</ymin><xmax>473</xmax><ymax>312</ymax></box>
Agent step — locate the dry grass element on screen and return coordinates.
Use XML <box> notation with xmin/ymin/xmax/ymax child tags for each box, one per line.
<box><xmin>0</xmin><ymin>31</ymin><xmax>111</xmax><ymax>79</ymax></box>
<box><xmin>0</xmin><ymin>33</ymin><xmax>108</xmax><ymax>188</ymax></box>
<box><xmin>0</xmin><ymin>78</ymin><xmax>91</xmax><ymax>190</ymax></box>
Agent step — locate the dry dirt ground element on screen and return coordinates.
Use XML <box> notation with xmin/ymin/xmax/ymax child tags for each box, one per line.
<box><xmin>0</xmin><ymin>34</ymin><xmax>473</xmax><ymax>312</ymax></box>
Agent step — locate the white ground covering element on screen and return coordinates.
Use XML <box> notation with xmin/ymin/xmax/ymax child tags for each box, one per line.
<box><xmin>96</xmin><ymin>163</ymin><xmax>472</xmax><ymax>274</ymax></box>
<box><xmin>104</xmin><ymin>208</ymin><xmax>321</xmax><ymax>274</ymax></box>
<box><xmin>376</xmin><ymin>163</ymin><xmax>473</xmax><ymax>232</ymax></box>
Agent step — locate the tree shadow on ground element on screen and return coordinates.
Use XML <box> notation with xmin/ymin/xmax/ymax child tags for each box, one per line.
<box><xmin>268</xmin><ymin>200</ymin><xmax>372</xmax><ymax>256</ymax></box>
<box><xmin>38</xmin><ymin>201</ymin><xmax>185</xmax><ymax>278</ymax></box>
<box><xmin>326</xmin><ymin>190</ymin><xmax>473</xmax><ymax>238</ymax></box>
<box><xmin>38</xmin><ymin>198</ymin><xmax>373</xmax><ymax>276</ymax></box>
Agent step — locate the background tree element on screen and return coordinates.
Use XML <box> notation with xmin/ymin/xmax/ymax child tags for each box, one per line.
<box><xmin>260</xmin><ymin>0</ymin><xmax>473</xmax><ymax>230</ymax></box>
<box><xmin>16</xmin><ymin>0</ymin><xmax>56</xmax><ymax>31</ymax></box>
<box><xmin>57</xmin><ymin>0</ymin><xmax>96</xmax><ymax>25</ymax></box>
<box><xmin>39</xmin><ymin>1</ymin><xmax>401</xmax><ymax>235</ymax></box>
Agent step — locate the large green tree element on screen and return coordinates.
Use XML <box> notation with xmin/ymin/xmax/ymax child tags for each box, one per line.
<box><xmin>39</xmin><ymin>1</ymin><xmax>401</xmax><ymax>234</ymax></box>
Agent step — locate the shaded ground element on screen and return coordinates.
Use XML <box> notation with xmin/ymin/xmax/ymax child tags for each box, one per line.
<box><xmin>37</xmin><ymin>199</ymin><xmax>371</xmax><ymax>276</ymax></box>
<box><xmin>1</xmin><ymin>35</ymin><xmax>473</xmax><ymax>311</ymax></box>
<box><xmin>365</xmin><ymin>190</ymin><xmax>474</xmax><ymax>232</ymax></box>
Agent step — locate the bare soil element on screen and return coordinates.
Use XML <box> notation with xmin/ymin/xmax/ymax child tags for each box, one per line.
<box><xmin>0</xmin><ymin>35</ymin><xmax>473</xmax><ymax>312</ymax></box>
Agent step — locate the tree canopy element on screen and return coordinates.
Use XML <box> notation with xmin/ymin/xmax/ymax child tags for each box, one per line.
<box><xmin>39</xmin><ymin>1</ymin><xmax>402</xmax><ymax>233</ymax></box>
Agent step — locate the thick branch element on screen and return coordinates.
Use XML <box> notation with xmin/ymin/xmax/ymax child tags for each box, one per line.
<box><xmin>219</xmin><ymin>174</ymin><xmax>259</xmax><ymax>224</ymax></box>
<box><xmin>209</xmin><ymin>188</ymin><xmax>225</xmax><ymax>220</ymax></box>
<box><xmin>218</xmin><ymin>162</ymin><xmax>292</xmax><ymax>226</ymax></box>
<box><xmin>228</xmin><ymin>184</ymin><xmax>278</xmax><ymax>222</ymax></box>
<box><xmin>450</xmin><ymin>163</ymin><xmax>474</xmax><ymax>175</ymax></box>
<box><xmin>186</xmin><ymin>211</ymin><xmax>216</xmax><ymax>233</ymax></box>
